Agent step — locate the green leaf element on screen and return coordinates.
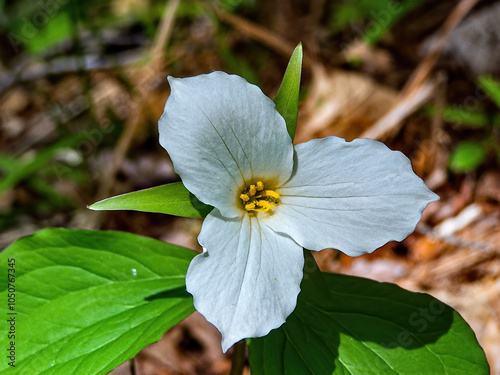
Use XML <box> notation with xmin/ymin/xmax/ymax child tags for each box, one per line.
<box><xmin>274</xmin><ymin>43</ymin><xmax>303</xmax><ymax>141</ymax></box>
<box><xmin>249</xmin><ymin>252</ymin><xmax>489</xmax><ymax>374</ymax></box>
<box><xmin>0</xmin><ymin>229</ymin><xmax>196</xmax><ymax>374</ymax></box>
<box><xmin>424</xmin><ymin>105</ymin><xmax>500</xmax><ymax>129</ymax></box>
<box><xmin>88</xmin><ymin>182</ymin><xmax>212</xmax><ymax>218</ymax></box>
<box><xmin>26</xmin><ymin>12</ymin><xmax>73</xmax><ymax>55</ymax></box>
<box><xmin>9</xmin><ymin>10</ymin><xmax>74</xmax><ymax>55</ymax></box>
<box><xmin>478</xmin><ymin>75</ymin><xmax>500</xmax><ymax>110</ymax></box>
<box><xmin>449</xmin><ymin>142</ymin><xmax>486</xmax><ymax>173</ymax></box>
<box><xmin>0</xmin><ymin>134</ymin><xmax>84</xmax><ymax>194</ymax></box>
<box><xmin>362</xmin><ymin>0</ymin><xmax>424</xmax><ymax>45</ymax></box>
<box><xmin>216</xmin><ymin>36</ymin><xmax>260</xmax><ymax>86</ymax></box>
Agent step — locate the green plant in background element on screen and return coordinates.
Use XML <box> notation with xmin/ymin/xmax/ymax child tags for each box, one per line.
<box><xmin>447</xmin><ymin>75</ymin><xmax>500</xmax><ymax>173</ymax></box>
<box><xmin>0</xmin><ymin>45</ymin><xmax>490</xmax><ymax>374</ymax></box>
<box><xmin>2</xmin><ymin>0</ymin><xmax>169</xmax><ymax>57</ymax></box>
<box><xmin>215</xmin><ymin>34</ymin><xmax>261</xmax><ymax>87</ymax></box>
<box><xmin>10</xmin><ymin>12</ymin><xmax>74</xmax><ymax>55</ymax></box>
<box><xmin>449</xmin><ymin>141</ymin><xmax>487</xmax><ymax>173</ymax></box>
<box><xmin>218</xmin><ymin>0</ymin><xmax>256</xmax><ymax>12</ymax></box>
<box><xmin>437</xmin><ymin>106</ymin><xmax>500</xmax><ymax>129</ymax></box>
<box><xmin>3</xmin><ymin>0</ymin><xmax>81</xmax><ymax>56</ymax></box>
<box><xmin>330</xmin><ymin>0</ymin><xmax>425</xmax><ymax>45</ymax></box>
<box><xmin>479</xmin><ymin>75</ymin><xmax>500</xmax><ymax>108</ymax></box>
<box><xmin>0</xmin><ymin>117</ymin><xmax>120</xmax><ymax>231</ymax></box>
<box><xmin>0</xmin><ymin>135</ymin><xmax>84</xmax><ymax>196</ymax></box>
<box><xmin>0</xmin><ymin>135</ymin><xmax>88</xmax><ymax>231</ymax></box>
<box><xmin>0</xmin><ymin>0</ymin><xmax>172</xmax><ymax>233</ymax></box>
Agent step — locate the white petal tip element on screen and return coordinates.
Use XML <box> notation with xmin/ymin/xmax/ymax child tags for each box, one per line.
<box><xmin>221</xmin><ymin>339</ymin><xmax>235</xmax><ymax>354</ymax></box>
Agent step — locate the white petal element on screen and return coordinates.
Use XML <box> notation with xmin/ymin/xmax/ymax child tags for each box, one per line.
<box><xmin>159</xmin><ymin>72</ymin><xmax>294</xmax><ymax>218</ymax></box>
<box><xmin>186</xmin><ymin>209</ymin><xmax>304</xmax><ymax>352</ymax></box>
<box><xmin>266</xmin><ymin>137</ymin><xmax>439</xmax><ymax>256</ymax></box>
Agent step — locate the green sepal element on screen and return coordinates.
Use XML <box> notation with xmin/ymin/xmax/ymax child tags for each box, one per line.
<box><xmin>89</xmin><ymin>182</ymin><xmax>212</xmax><ymax>218</ymax></box>
<box><xmin>274</xmin><ymin>43</ymin><xmax>303</xmax><ymax>141</ymax></box>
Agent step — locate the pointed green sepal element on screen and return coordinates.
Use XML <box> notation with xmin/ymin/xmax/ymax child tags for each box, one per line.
<box><xmin>88</xmin><ymin>182</ymin><xmax>212</xmax><ymax>218</ymax></box>
<box><xmin>274</xmin><ymin>43</ymin><xmax>303</xmax><ymax>141</ymax></box>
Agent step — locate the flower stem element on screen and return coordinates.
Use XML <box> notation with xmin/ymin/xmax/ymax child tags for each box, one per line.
<box><xmin>230</xmin><ymin>339</ymin><xmax>246</xmax><ymax>375</ymax></box>
<box><xmin>129</xmin><ymin>358</ymin><xmax>137</xmax><ymax>375</ymax></box>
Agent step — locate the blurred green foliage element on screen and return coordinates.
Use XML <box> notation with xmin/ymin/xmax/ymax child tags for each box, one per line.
<box><xmin>449</xmin><ymin>142</ymin><xmax>487</xmax><ymax>173</ymax></box>
<box><xmin>443</xmin><ymin>75</ymin><xmax>500</xmax><ymax>173</ymax></box>
<box><xmin>425</xmin><ymin>106</ymin><xmax>500</xmax><ymax>129</ymax></box>
<box><xmin>478</xmin><ymin>75</ymin><xmax>500</xmax><ymax>109</ymax></box>
<box><xmin>176</xmin><ymin>1</ymin><xmax>204</xmax><ymax>17</ymax></box>
<box><xmin>0</xmin><ymin>134</ymin><xmax>90</xmax><ymax>230</ymax></box>
<box><xmin>219</xmin><ymin>0</ymin><xmax>256</xmax><ymax>12</ymax></box>
<box><xmin>15</xmin><ymin>12</ymin><xmax>74</xmax><ymax>55</ymax></box>
<box><xmin>330</xmin><ymin>0</ymin><xmax>425</xmax><ymax>45</ymax></box>
<box><xmin>216</xmin><ymin>34</ymin><xmax>261</xmax><ymax>86</ymax></box>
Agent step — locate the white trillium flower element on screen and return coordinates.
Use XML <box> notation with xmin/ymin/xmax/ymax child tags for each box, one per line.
<box><xmin>159</xmin><ymin>71</ymin><xmax>439</xmax><ymax>352</ymax></box>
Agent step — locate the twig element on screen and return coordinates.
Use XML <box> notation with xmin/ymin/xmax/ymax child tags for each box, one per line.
<box><xmin>361</xmin><ymin>79</ymin><xmax>436</xmax><ymax>140</ymax></box>
<box><xmin>402</xmin><ymin>0</ymin><xmax>482</xmax><ymax>96</ymax></box>
<box><xmin>96</xmin><ymin>0</ymin><xmax>180</xmax><ymax>199</ymax></box>
<box><xmin>214</xmin><ymin>6</ymin><xmax>315</xmax><ymax>69</ymax></box>
<box><xmin>230</xmin><ymin>339</ymin><xmax>247</xmax><ymax>375</ymax></box>
<box><xmin>152</xmin><ymin>0</ymin><xmax>180</xmax><ymax>68</ymax></box>
<box><xmin>361</xmin><ymin>0</ymin><xmax>481</xmax><ymax>140</ymax></box>
<box><xmin>424</xmin><ymin>71</ymin><xmax>450</xmax><ymax>190</ymax></box>
<box><xmin>417</xmin><ymin>223</ymin><xmax>497</xmax><ymax>254</ymax></box>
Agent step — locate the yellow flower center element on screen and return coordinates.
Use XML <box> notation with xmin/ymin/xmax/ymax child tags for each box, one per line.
<box><xmin>239</xmin><ymin>180</ymin><xmax>280</xmax><ymax>213</ymax></box>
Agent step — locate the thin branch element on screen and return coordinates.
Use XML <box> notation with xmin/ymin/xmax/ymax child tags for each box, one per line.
<box><xmin>96</xmin><ymin>0</ymin><xmax>180</xmax><ymax>199</ymax></box>
<box><xmin>402</xmin><ymin>0</ymin><xmax>482</xmax><ymax>96</ymax></box>
<box><xmin>152</xmin><ymin>0</ymin><xmax>180</xmax><ymax>68</ymax></box>
<box><xmin>361</xmin><ymin>0</ymin><xmax>481</xmax><ymax>140</ymax></box>
<box><xmin>361</xmin><ymin>78</ymin><xmax>437</xmax><ymax>140</ymax></box>
<box><xmin>214</xmin><ymin>6</ymin><xmax>316</xmax><ymax>69</ymax></box>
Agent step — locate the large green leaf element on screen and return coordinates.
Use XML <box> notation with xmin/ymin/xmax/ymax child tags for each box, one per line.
<box><xmin>88</xmin><ymin>182</ymin><xmax>212</xmax><ymax>218</ymax></box>
<box><xmin>0</xmin><ymin>229</ymin><xmax>196</xmax><ymax>375</ymax></box>
<box><xmin>249</xmin><ymin>252</ymin><xmax>489</xmax><ymax>374</ymax></box>
<box><xmin>274</xmin><ymin>43</ymin><xmax>303</xmax><ymax>141</ymax></box>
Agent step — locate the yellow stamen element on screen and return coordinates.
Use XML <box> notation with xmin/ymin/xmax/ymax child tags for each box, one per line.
<box><xmin>245</xmin><ymin>202</ymin><xmax>256</xmax><ymax>210</ymax></box>
<box><xmin>239</xmin><ymin>180</ymin><xmax>280</xmax><ymax>214</ymax></box>
<box><xmin>249</xmin><ymin>185</ymin><xmax>257</xmax><ymax>196</ymax></box>
<box><xmin>256</xmin><ymin>200</ymin><xmax>275</xmax><ymax>210</ymax></box>
<box><xmin>261</xmin><ymin>190</ymin><xmax>280</xmax><ymax>200</ymax></box>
